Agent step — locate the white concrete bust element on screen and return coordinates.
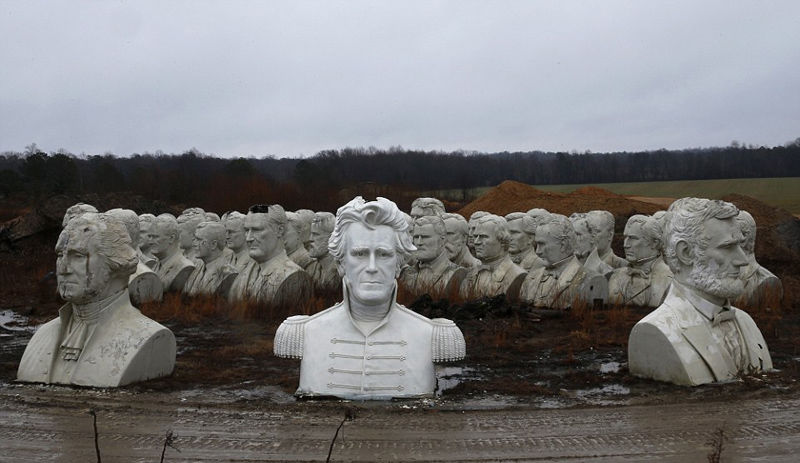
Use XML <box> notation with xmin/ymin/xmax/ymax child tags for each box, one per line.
<box><xmin>285</xmin><ymin>211</ymin><xmax>314</xmax><ymax>270</ymax></box>
<box><xmin>400</xmin><ymin>215</ymin><xmax>466</xmax><ymax>298</ymax></box>
<box><xmin>227</xmin><ymin>204</ymin><xmax>312</xmax><ymax>308</ymax></box>
<box><xmin>587</xmin><ymin>210</ymin><xmax>627</xmax><ymax>269</ymax></box>
<box><xmin>441</xmin><ymin>213</ymin><xmax>481</xmax><ymax>269</ymax></box>
<box><xmin>734</xmin><ymin>210</ymin><xmax>783</xmax><ymax>309</ymax></box>
<box><xmin>519</xmin><ymin>214</ymin><xmax>588</xmax><ymax>309</ymax></box>
<box><xmin>504</xmin><ymin>212</ymin><xmax>539</xmax><ymax>270</ymax></box>
<box><xmin>137</xmin><ymin>213</ymin><xmax>158</xmax><ymax>269</ymax></box>
<box><xmin>466</xmin><ymin>210</ymin><xmax>489</xmax><ymax>255</ymax></box>
<box><xmin>222</xmin><ymin>211</ymin><xmax>252</xmax><ymax>272</ymax></box>
<box><xmin>184</xmin><ymin>221</ymin><xmax>238</xmax><ymax>297</ymax></box>
<box><xmin>295</xmin><ymin>209</ymin><xmax>316</xmax><ymax>253</ymax></box>
<box><xmin>459</xmin><ymin>214</ymin><xmax>527</xmax><ymax>301</ymax></box>
<box><xmin>306</xmin><ymin>211</ymin><xmax>340</xmax><ymax>292</ymax></box>
<box><xmin>62</xmin><ymin>202</ymin><xmax>98</xmax><ymax>228</ymax></box>
<box><xmin>148</xmin><ymin>214</ymin><xmax>196</xmax><ymax>292</ymax></box>
<box><xmin>106</xmin><ymin>208</ymin><xmax>163</xmax><ymax>305</ymax></box>
<box><xmin>17</xmin><ymin>213</ymin><xmax>176</xmax><ymax>387</ymax></box>
<box><xmin>177</xmin><ymin>208</ymin><xmax>206</xmax><ymax>260</ymax></box>
<box><xmin>275</xmin><ymin>196</ymin><xmax>465</xmax><ymax>399</ymax></box>
<box><xmin>628</xmin><ymin>198</ymin><xmax>773</xmax><ymax>386</ymax></box>
<box><xmin>608</xmin><ymin>214</ymin><xmax>673</xmax><ymax>307</ymax></box>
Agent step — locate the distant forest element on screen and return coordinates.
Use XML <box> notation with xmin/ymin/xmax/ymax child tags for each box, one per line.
<box><xmin>2</xmin><ymin>138</ymin><xmax>799</xmax><ymax>213</ymax></box>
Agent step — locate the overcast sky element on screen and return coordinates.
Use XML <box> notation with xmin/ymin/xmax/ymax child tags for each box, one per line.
<box><xmin>2</xmin><ymin>1</ymin><xmax>799</xmax><ymax>158</ymax></box>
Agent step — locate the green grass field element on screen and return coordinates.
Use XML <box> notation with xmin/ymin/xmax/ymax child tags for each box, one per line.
<box><xmin>437</xmin><ymin>177</ymin><xmax>800</xmax><ymax>214</ymax></box>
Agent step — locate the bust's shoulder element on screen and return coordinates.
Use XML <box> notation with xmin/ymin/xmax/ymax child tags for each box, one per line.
<box><xmin>274</xmin><ymin>303</ymin><xmax>343</xmax><ymax>358</ymax></box>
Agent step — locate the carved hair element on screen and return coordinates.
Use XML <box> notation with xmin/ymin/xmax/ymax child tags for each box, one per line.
<box><xmin>414</xmin><ymin>214</ymin><xmax>447</xmax><ymax>239</ymax></box>
<box><xmin>625</xmin><ymin>214</ymin><xmax>662</xmax><ymax>250</ymax></box>
<box><xmin>177</xmin><ymin>207</ymin><xmax>207</xmax><ymax>227</ymax></box>
<box><xmin>60</xmin><ymin>213</ymin><xmax>138</xmax><ymax>278</ymax></box>
<box><xmin>63</xmin><ymin>203</ymin><xmax>98</xmax><ymax>228</ymax></box>
<box><xmin>410</xmin><ymin>197</ymin><xmax>446</xmax><ymax>217</ymax></box>
<box><xmin>222</xmin><ymin>211</ymin><xmax>246</xmax><ymax>228</ymax></box>
<box><xmin>735</xmin><ymin>209</ymin><xmax>756</xmax><ymax>254</ymax></box>
<box><xmin>663</xmin><ymin>197</ymin><xmax>739</xmax><ymax>272</ymax></box>
<box><xmin>204</xmin><ymin>212</ymin><xmax>221</xmax><ymax>222</ymax></box>
<box><xmin>586</xmin><ymin>210</ymin><xmax>614</xmax><ymax>236</ymax></box>
<box><xmin>475</xmin><ymin>214</ymin><xmax>511</xmax><ymax>249</ymax></box>
<box><xmin>195</xmin><ymin>221</ymin><xmax>226</xmax><ymax>250</ymax></box>
<box><xmin>328</xmin><ymin>197</ymin><xmax>416</xmax><ymax>274</ymax></box>
<box><xmin>505</xmin><ymin>212</ymin><xmax>536</xmax><ymax>236</ymax></box>
<box><xmin>154</xmin><ymin>213</ymin><xmax>178</xmax><ymax>238</ymax></box>
<box><xmin>312</xmin><ymin>211</ymin><xmax>336</xmax><ymax>234</ymax></box>
<box><xmin>105</xmin><ymin>208</ymin><xmax>140</xmax><ymax>247</ymax></box>
<box><xmin>248</xmin><ymin>204</ymin><xmax>287</xmax><ymax>228</ymax></box>
<box><xmin>469</xmin><ymin>210</ymin><xmax>489</xmax><ymax>223</ymax></box>
<box><xmin>442</xmin><ymin>212</ymin><xmax>469</xmax><ymax>236</ymax></box>
<box><xmin>541</xmin><ymin>214</ymin><xmax>576</xmax><ymax>254</ymax></box>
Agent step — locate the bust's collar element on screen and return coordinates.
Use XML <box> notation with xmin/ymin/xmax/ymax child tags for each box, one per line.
<box><xmin>674</xmin><ymin>280</ymin><xmax>729</xmax><ymax>321</ymax></box>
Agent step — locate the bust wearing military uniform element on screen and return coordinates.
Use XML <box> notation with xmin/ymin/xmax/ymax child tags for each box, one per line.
<box><xmin>628</xmin><ymin>198</ymin><xmax>773</xmax><ymax>386</ymax></box>
<box><xmin>275</xmin><ymin>197</ymin><xmax>466</xmax><ymax>399</ymax></box>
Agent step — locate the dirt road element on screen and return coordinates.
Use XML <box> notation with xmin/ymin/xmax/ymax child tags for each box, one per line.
<box><xmin>1</xmin><ymin>383</ymin><xmax>798</xmax><ymax>462</ymax></box>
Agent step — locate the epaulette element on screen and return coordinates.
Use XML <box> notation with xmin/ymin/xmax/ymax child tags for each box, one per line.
<box><xmin>430</xmin><ymin>318</ymin><xmax>466</xmax><ymax>362</ymax></box>
<box><xmin>273</xmin><ymin>315</ymin><xmax>310</xmax><ymax>359</ymax></box>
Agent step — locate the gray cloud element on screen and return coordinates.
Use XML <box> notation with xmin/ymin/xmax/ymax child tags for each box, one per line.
<box><xmin>2</xmin><ymin>0</ymin><xmax>799</xmax><ymax>157</ymax></box>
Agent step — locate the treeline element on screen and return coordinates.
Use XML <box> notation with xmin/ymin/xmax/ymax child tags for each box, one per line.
<box><xmin>1</xmin><ymin>139</ymin><xmax>799</xmax><ymax>212</ymax></box>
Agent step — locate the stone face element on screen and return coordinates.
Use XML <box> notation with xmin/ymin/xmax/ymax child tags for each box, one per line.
<box><xmin>227</xmin><ymin>205</ymin><xmax>312</xmax><ymax>307</ymax></box>
<box><xmin>587</xmin><ymin>210</ymin><xmax>627</xmax><ymax>269</ymax></box>
<box><xmin>149</xmin><ymin>214</ymin><xmax>196</xmax><ymax>292</ymax></box>
<box><xmin>442</xmin><ymin>213</ymin><xmax>481</xmax><ymax>269</ymax></box>
<box><xmin>734</xmin><ymin>210</ymin><xmax>783</xmax><ymax>309</ymax></box>
<box><xmin>17</xmin><ymin>213</ymin><xmax>175</xmax><ymax>387</ymax></box>
<box><xmin>628</xmin><ymin>198</ymin><xmax>773</xmax><ymax>386</ymax></box>
<box><xmin>306</xmin><ymin>211</ymin><xmax>340</xmax><ymax>292</ymax></box>
<box><xmin>459</xmin><ymin>214</ymin><xmax>526</xmax><ymax>301</ymax></box>
<box><xmin>608</xmin><ymin>215</ymin><xmax>672</xmax><ymax>307</ymax></box>
<box><xmin>274</xmin><ymin>196</ymin><xmax>465</xmax><ymax>400</ymax></box>
<box><xmin>400</xmin><ymin>216</ymin><xmax>466</xmax><ymax>298</ymax></box>
<box><xmin>184</xmin><ymin>221</ymin><xmax>238</xmax><ymax>297</ymax></box>
<box><xmin>519</xmin><ymin>215</ymin><xmax>586</xmax><ymax>309</ymax></box>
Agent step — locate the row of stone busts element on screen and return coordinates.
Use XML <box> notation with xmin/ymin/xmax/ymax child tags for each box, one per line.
<box><xmin>18</xmin><ymin>195</ymin><xmax>779</xmax><ymax>392</ymax></box>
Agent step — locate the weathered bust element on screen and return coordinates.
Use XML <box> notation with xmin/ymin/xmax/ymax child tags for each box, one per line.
<box><xmin>222</xmin><ymin>211</ymin><xmax>252</xmax><ymax>272</ymax></box>
<box><xmin>519</xmin><ymin>214</ymin><xmax>587</xmax><ymax>309</ymax></box>
<box><xmin>137</xmin><ymin>213</ymin><xmax>158</xmax><ymax>269</ymax></box>
<box><xmin>17</xmin><ymin>213</ymin><xmax>176</xmax><ymax>387</ymax></box>
<box><xmin>466</xmin><ymin>210</ymin><xmax>489</xmax><ymax>255</ymax></box>
<box><xmin>295</xmin><ymin>209</ymin><xmax>316</xmax><ymax>253</ymax></box>
<box><xmin>274</xmin><ymin>196</ymin><xmax>466</xmax><ymax>399</ymax></box>
<box><xmin>459</xmin><ymin>214</ymin><xmax>527</xmax><ymax>301</ymax></box>
<box><xmin>400</xmin><ymin>215</ymin><xmax>466</xmax><ymax>298</ymax></box>
<box><xmin>148</xmin><ymin>214</ymin><xmax>196</xmax><ymax>292</ymax></box>
<box><xmin>62</xmin><ymin>202</ymin><xmax>98</xmax><ymax>228</ymax></box>
<box><xmin>570</xmin><ymin>212</ymin><xmax>613</xmax><ymax>278</ymax></box>
<box><xmin>410</xmin><ymin>197</ymin><xmax>446</xmax><ymax>219</ymax></box>
<box><xmin>106</xmin><ymin>208</ymin><xmax>163</xmax><ymax>305</ymax></box>
<box><xmin>306</xmin><ymin>211</ymin><xmax>340</xmax><ymax>292</ymax></box>
<box><xmin>176</xmin><ymin>208</ymin><xmax>206</xmax><ymax>260</ymax></box>
<box><xmin>285</xmin><ymin>211</ymin><xmax>314</xmax><ymax>270</ymax></box>
<box><xmin>734</xmin><ymin>210</ymin><xmax>783</xmax><ymax>309</ymax></box>
<box><xmin>608</xmin><ymin>214</ymin><xmax>673</xmax><ymax>307</ymax></box>
<box><xmin>184</xmin><ymin>221</ymin><xmax>238</xmax><ymax>297</ymax></box>
<box><xmin>441</xmin><ymin>213</ymin><xmax>481</xmax><ymax>268</ymax></box>
<box><xmin>586</xmin><ymin>210</ymin><xmax>627</xmax><ymax>269</ymax></box>
<box><xmin>227</xmin><ymin>204</ymin><xmax>312</xmax><ymax>307</ymax></box>
<box><xmin>506</xmin><ymin>212</ymin><xmax>545</xmax><ymax>271</ymax></box>
<box><xmin>628</xmin><ymin>198</ymin><xmax>773</xmax><ymax>386</ymax></box>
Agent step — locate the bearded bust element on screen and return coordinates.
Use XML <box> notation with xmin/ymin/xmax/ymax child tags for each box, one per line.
<box><xmin>17</xmin><ymin>213</ymin><xmax>176</xmax><ymax>387</ymax></box>
<box><xmin>628</xmin><ymin>198</ymin><xmax>773</xmax><ymax>386</ymax></box>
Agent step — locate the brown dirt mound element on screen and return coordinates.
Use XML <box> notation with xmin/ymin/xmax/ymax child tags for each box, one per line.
<box><xmin>568</xmin><ymin>186</ymin><xmax>621</xmax><ymax>198</ymax></box>
<box><xmin>458</xmin><ymin>180</ymin><xmax>661</xmax><ymax>219</ymax></box>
